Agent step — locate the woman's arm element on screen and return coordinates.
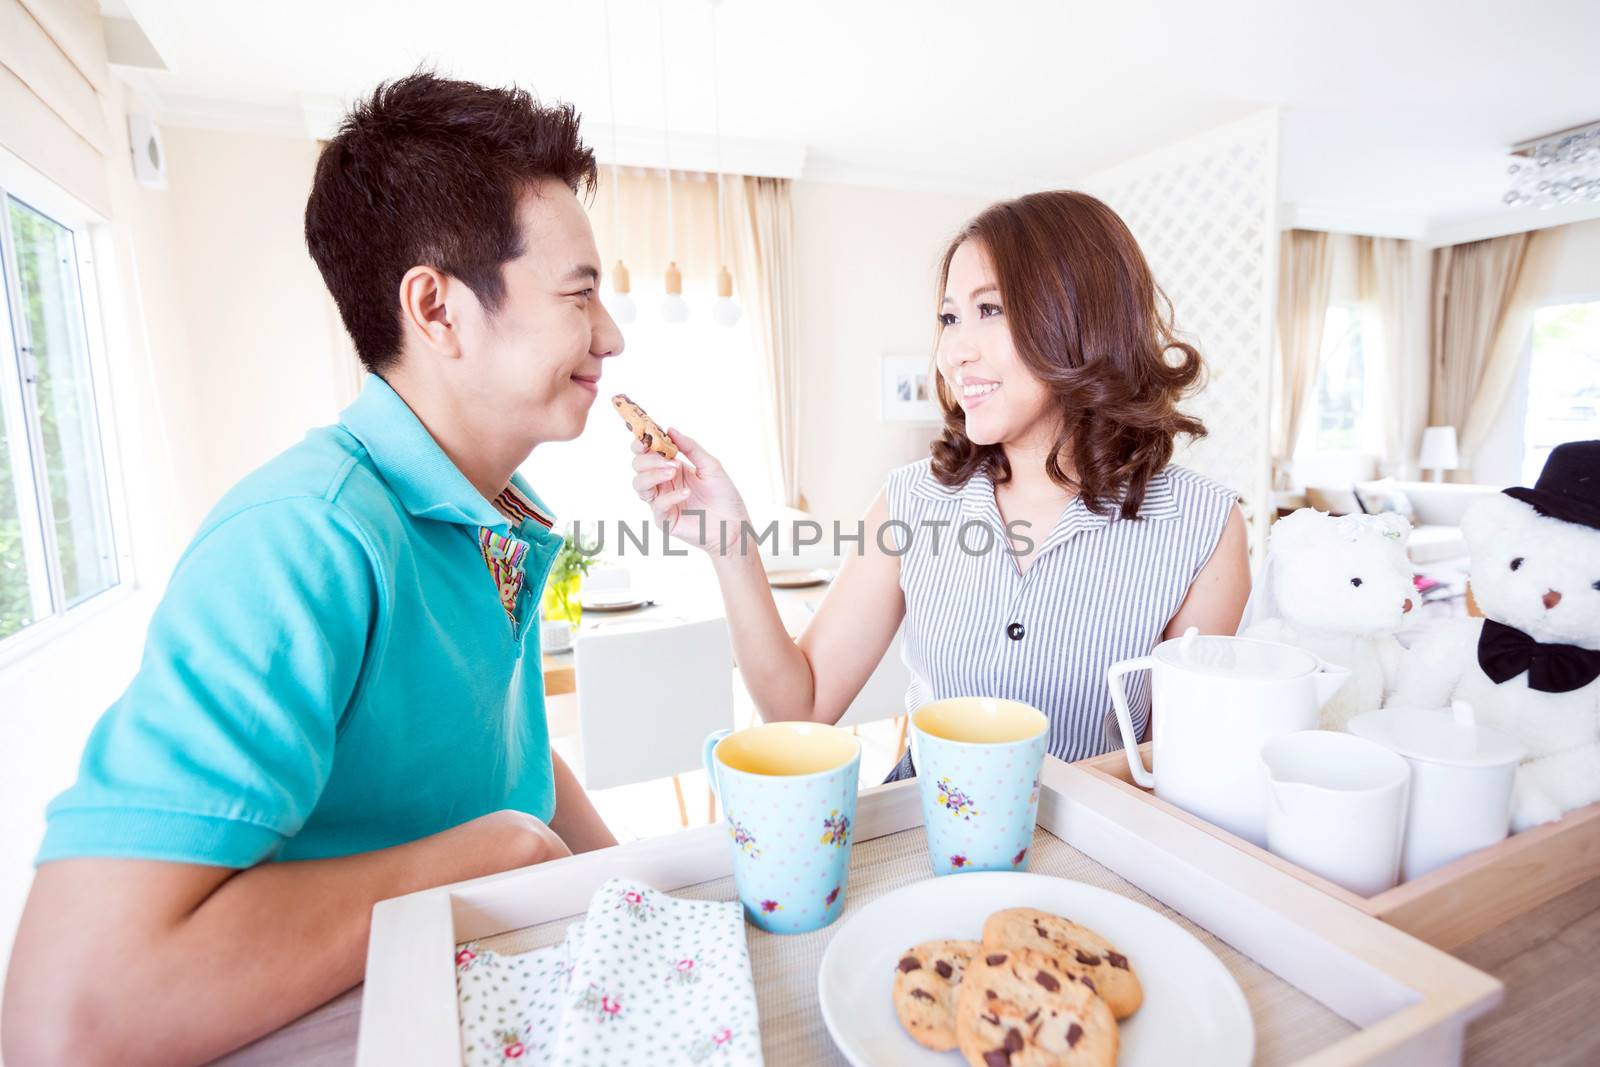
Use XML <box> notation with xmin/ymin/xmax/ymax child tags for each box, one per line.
<box><xmin>717</xmin><ymin>486</ymin><xmax>905</xmax><ymax>724</ymax></box>
<box><xmin>632</xmin><ymin>432</ymin><xmax>904</xmax><ymax>724</ymax></box>
<box><xmin>1163</xmin><ymin>504</ymin><xmax>1251</xmax><ymax>638</ymax></box>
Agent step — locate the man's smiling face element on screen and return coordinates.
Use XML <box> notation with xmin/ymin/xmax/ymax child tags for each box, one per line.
<box><xmin>449</xmin><ymin>177</ymin><xmax>625</xmax><ymax>445</ymax></box>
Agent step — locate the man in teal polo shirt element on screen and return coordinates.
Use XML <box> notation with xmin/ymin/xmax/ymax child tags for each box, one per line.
<box><xmin>4</xmin><ymin>73</ymin><xmax>622</xmax><ymax>1065</ymax></box>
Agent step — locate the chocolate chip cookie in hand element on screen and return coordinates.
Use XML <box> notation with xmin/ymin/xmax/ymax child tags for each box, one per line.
<box><xmin>982</xmin><ymin>908</ymin><xmax>1142</xmax><ymax>1020</ymax></box>
<box><xmin>892</xmin><ymin>939</ymin><xmax>982</xmax><ymax>1051</ymax></box>
<box><xmin>955</xmin><ymin>948</ymin><xmax>1118</xmax><ymax>1067</ymax></box>
<box><xmin>611</xmin><ymin>393</ymin><xmax>678</xmax><ymax>459</ymax></box>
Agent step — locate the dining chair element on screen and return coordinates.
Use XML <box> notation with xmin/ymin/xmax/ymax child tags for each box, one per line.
<box><xmin>836</xmin><ymin>627</ymin><xmax>913</xmax><ymax>764</ymax></box>
<box><xmin>571</xmin><ymin>617</ymin><xmax>737</xmax><ymax>827</ymax></box>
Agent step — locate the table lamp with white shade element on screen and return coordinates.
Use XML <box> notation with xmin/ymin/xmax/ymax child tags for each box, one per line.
<box><xmin>1419</xmin><ymin>426</ymin><xmax>1460</xmax><ymax>483</ymax></box>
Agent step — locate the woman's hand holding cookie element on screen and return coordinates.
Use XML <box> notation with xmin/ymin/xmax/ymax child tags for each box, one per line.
<box><xmin>629</xmin><ymin>429</ymin><xmax>750</xmax><ymax>554</ymax></box>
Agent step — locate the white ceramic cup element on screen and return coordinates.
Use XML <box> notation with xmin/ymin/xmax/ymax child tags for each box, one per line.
<box><xmin>1260</xmin><ymin>730</ymin><xmax>1411</xmax><ymax>897</ymax></box>
<box><xmin>1348</xmin><ymin>705</ymin><xmax>1526</xmax><ymax>882</ymax></box>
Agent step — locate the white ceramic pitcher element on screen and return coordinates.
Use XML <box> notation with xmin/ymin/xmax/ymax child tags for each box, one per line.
<box><xmin>1107</xmin><ymin>628</ymin><xmax>1350</xmax><ymax>846</ymax></box>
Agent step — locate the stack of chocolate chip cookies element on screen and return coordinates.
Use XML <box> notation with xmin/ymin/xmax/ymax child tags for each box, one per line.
<box><xmin>891</xmin><ymin>907</ymin><xmax>1142</xmax><ymax>1066</ymax></box>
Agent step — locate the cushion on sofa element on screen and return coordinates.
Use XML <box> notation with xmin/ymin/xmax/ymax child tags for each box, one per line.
<box><xmin>1355</xmin><ymin>478</ymin><xmax>1418</xmax><ymax>519</ymax></box>
<box><xmin>1407</xmin><ymin>524</ymin><xmax>1469</xmax><ymax>565</ymax></box>
<box><xmin>1304</xmin><ymin>485</ymin><xmax>1362</xmax><ymax>515</ymax></box>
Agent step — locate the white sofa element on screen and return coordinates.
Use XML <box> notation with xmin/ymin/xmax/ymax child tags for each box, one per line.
<box><xmin>1292</xmin><ymin>454</ymin><xmax>1502</xmax><ymax>565</ymax></box>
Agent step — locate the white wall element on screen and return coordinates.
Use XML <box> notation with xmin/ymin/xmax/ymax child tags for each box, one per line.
<box><xmin>1080</xmin><ymin>111</ymin><xmax>1280</xmax><ymax>551</ymax></box>
<box><xmin>159</xmin><ymin>125</ymin><xmax>352</xmax><ymax>509</ymax></box>
<box><xmin>790</xmin><ymin>180</ymin><xmax>989</xmax><ymax>527</ymax></box>
<box><xmin>1474</xmin><ymin>218</ymin><xmax>1600</xmax><ymax>486</ymax></box>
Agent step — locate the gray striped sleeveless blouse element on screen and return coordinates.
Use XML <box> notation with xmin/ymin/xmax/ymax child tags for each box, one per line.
<box><xmin>884</xmin><ymin>458</ymin><xmax>1235</xmax><ymax>780</ymax></box>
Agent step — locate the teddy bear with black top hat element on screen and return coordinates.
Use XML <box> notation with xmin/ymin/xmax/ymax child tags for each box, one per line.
<box><xmin>1393</xmin><ymin>440</ymin><xmax>1600</xmax><ymax>831</ymax></box>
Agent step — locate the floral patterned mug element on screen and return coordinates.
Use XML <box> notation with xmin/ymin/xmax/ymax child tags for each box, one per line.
<box><xmin>702</xmin><ymin>722</ymin><xmax>861</xmax><ymax>934</ymax></box>
<box><xmin>911</xmin><ymin>697</ymin><xmax>1049</xmax><ymax>876</ymax></box>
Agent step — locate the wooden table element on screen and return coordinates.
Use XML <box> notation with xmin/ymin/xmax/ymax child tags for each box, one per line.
<box><xmin>211</xmin><ymin>827</ymin><xmax>1600</xmax><ymax>1066</ymax></box>
<box><xmin>541</xmin><ymin>580</ymin><xmax>831</xmax><ymax>697</ymax></box>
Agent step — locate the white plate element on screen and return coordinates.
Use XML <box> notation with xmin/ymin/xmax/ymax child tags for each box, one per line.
<box><xmin>580</xmin><ymin>593</ymin><xmax>649</xmax><ymax>612</ymax></box>
<box><xmin>767</xmin><ymin>568</ymin><xmax>833</xmax><ymax>589</ymax></box>
<box><xmin>817</xmin><ymin>871</ymin><xmax>1253</xmax><ymax>1067</ymax></box>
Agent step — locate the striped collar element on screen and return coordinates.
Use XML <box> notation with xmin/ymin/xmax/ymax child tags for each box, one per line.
<box><xmin>492</xmin><ymin>480</ymin><xmax>556</xmax><ymax>531</ymax></box>
<box><xmin>909</xmin><ymin>462</ymin><xmax>1182</xmax><ymax>524</ymax></box>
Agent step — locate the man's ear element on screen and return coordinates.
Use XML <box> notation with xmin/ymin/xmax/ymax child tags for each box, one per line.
<box><xmin>399</xmin><ymin>265</ymin><xmax>462</xmax><ymax>359</ymax></box>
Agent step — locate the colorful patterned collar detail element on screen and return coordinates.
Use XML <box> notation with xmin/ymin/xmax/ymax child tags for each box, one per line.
<box><xmin>477</xmin><ymin>484</ymin><xmax>556</xmax><ymax>628</ymax></box>
<box><xmin>478</xmin><ymin>528</ymin><xmax>531</xmax><ymax>628</ymax></box>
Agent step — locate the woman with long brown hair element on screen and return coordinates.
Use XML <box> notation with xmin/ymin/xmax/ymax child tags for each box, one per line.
<box><xmin>629</xmin><ymin>190</ymin><xmax>1249</xmax><ymax>772</ymax></box>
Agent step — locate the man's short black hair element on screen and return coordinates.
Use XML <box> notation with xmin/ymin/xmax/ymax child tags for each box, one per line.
<box><xmin>305</xmin><ymin>71</ymin><xmax>598</xmax><ymax>372</ymax></box>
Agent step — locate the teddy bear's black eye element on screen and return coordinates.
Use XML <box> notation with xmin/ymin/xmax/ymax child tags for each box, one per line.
<box><xmin>1593</xmin><ymin>580</ymin><xmax>1600</xmax><ymax>592</ymax></box>
<box><xmin>1511</xmin><ymin>557</ymin><xmax>1524</xmax><ymax>571</ymax></box>
<box><xmin>1350</xmin><ymin>577</ymin><xmax>1363</xmax><ymax>588</ymax></box>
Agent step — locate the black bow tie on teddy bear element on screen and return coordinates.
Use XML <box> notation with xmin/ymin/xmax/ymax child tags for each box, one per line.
<box><xmin>1478</xmin><ymin>619</ymin><xmax>1600</xmax><ymax>694</ymax></box>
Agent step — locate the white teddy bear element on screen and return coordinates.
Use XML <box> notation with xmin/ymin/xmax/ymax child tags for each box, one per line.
<box><xmin>1242</xmin><ymin>508</ymin><xmax>1416</xmax><ymax>731</ymax></box>
<box><xmin>1392</xmin><ymin>440</ymin><xmax>1600</xmax><ymax>832</ymax></box>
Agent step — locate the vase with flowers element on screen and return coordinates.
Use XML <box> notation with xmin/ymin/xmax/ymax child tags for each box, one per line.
<box><xmin>541</xmin><ymin>533</ymin><xmax>593</xmax><ymax>629</ymax></box>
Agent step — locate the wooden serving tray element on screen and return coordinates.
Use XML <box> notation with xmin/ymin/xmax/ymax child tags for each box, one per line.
<box><xmin>356</xmin><ymin>756</ymin><xmax>1501</xmax><ymax>1066</ymax></box>
<box><xmin>1079</xmin><ymin>744</ymin><xmax>1600</xmax><ymax>952</ymax></box>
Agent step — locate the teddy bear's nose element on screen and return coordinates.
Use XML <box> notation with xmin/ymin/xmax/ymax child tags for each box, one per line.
<box><xmin>1402</xmin><ymin>598</ymin><xmax>1413</xmax><ymax>614</ymax></box>
<box><xmin>1543</xmin><ymin>589</ymin><xmax>1563</xmax><ymax>610</ymax></box>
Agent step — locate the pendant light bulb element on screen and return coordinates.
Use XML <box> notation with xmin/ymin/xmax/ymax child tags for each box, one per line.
<box><xmin>662</xmin><ymin>260</ymin><xmax>689</xmax><ymax>323</ymax></box>
<box><xmin>712</xmin><ymin>264</ymin><xmax>741</xmax><ymax>326</ymax></box>
<box><xmin>611</xmin><ymin>258</ymin><xmax>637</xmax><ymax>324</ymax></box>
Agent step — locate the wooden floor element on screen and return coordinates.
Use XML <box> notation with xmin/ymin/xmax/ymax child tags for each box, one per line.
<box><xmin>1458</xmin><ymin>876</ymin><xmax>1600</xmax><ymax>1065</ymax></box>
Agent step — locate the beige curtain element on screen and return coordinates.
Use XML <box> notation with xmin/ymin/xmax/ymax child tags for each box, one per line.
<box><xmin>1456</xmin><ymin>228</ymin><xmax>1565</xmax><ymax>478</ymax></box>
<box><xmin>1272</xmin><ymin>229</ymin><xmax>1335</xmax><ymax>485</ymax></box>
<box><xmin>727</xmin><ymin>177</ymin><xmax>803</xmax><ymax>509</ymax></box>
<box><xmin>588</xmin><ymin>168</ymin><xmax>803</xmax><ymax>509</ymax></box>
<box><xmin>1356</xmin><ymin>236</ymin><xmax>1427</xmax><ymax>476</ymax></box>
<box><xmin>1428</xmin><ymin>232</ymin><xmax>1534</xmax><ymax>480</ymax></box>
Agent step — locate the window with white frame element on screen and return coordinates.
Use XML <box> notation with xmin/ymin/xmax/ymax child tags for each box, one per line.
<box><xmin>0</xmin><ymin>175</ymin><xmax>120</xmax><ymax>645</ymax></box>
<box><xmin>1522</xmin><ymin>299</ymin><xmax>1600</xmax><ymax>484</ymax></box>
<box><xmin>1300</xmin><ymin>301</ymin><xmax>1382</xmax><ymax>455</ymax></box>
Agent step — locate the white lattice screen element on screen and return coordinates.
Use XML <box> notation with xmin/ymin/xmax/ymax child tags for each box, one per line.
<box><xmin>1079</xmin><ymin>110</ymin><xmax>1280</xmax><ymax>551</ymax></box>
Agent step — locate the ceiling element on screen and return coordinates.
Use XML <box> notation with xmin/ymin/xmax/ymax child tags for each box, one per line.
<box><xmin>113</xmin><ymin>0</ymin><xmax>1600</xmax><ymax>239</ymax></box>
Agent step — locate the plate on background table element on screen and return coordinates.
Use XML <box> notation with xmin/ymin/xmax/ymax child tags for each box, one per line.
<box><xmin>767</xmin><ymin>568</ymin><xmax>833</xmax><ymax>589</ymax></box>
<box><xmin>579</xmin><ymin>592</ymin><xmax>651</xmax><ymax>612</ymax></box>
<box><xmin>817</xmin><ymin>871</ymin><xmax>1253</xmax><ymax>1067</ymax></box>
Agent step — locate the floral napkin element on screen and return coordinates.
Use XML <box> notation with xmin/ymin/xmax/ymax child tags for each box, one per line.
<box><xmin>457</xmin><ymin>878</ymin><xmax>763</xmax><ymax>1066</ymax></box>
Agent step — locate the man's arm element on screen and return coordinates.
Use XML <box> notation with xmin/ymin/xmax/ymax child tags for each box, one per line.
<box><xmin>2</xmin><ymin>810</ymin><xmax>569</xmax><ymax>1067</ymax></box>
<box><xmin>547</xmin><ymin>748</ymin><xmax>619</xmax><ymax>853</ymax></box>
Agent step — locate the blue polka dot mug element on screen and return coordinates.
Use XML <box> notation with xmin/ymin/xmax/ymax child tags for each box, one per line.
<box><xmin>702</xmin><ymin>722</ymin><xmax>861</xmax><ymax>934</ymax></box>
<box><xmin>910</xmin><ymin>697</ymin><xmax>1048</xmax><ymax>876</ymax></box>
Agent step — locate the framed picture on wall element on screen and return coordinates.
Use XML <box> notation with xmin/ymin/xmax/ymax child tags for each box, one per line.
<box><xmin>880</xmin><ymin>353</ymin><xmax>941</xmax><ymax>423</ymax></box>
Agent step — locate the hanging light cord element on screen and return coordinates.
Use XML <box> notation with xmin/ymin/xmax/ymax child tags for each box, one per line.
<box><xmin>601</xmin><ymin>0</ymin><xmax>621</xmax><ymax>256</ymax></box>
<box><xmin>657</xmin><ymin>0</ymin><xmax>675</xmax><ymax>262</ymax></box>
<box><xmin>710</xmin><ymin>0</ymin><xmax>726</xmax><ymax>267</ymax></box>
